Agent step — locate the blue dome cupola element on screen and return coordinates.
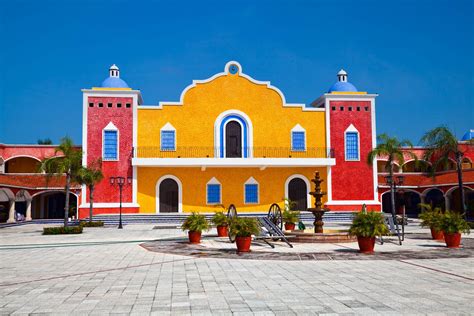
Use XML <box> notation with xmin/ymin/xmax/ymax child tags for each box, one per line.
<box><xmin>100</xmin><ymin>64</ymin><xmax>130</xmax><ymax>88</ymax></box>
<box><xmin>328</xmin><ymin>69</ymin><xmax>358</xmax><ymax>93</ymax></box>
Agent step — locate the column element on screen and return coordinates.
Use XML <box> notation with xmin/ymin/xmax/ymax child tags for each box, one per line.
<box><xmin>26</xmin><ymin>199</ymin><xmax>32</xmax><ymax>221</ymax></box>
<box><xmin>7</xmin><ymin>199</ymin><xmax>15</xmax><ymax>223</ymax></box>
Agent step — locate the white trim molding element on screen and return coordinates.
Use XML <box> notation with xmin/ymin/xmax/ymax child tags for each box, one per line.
<box><xmin>325</xmin><ymin>200</ymin><xmax>381</xmax><ymax>205</ymax></box>
<box><xmin>284</xmin><ymin>174</ymin><xmax>312</xmax><ymax>209</ymax></box>
<box><xmin>79</xmin><ymin>203</ymin><xmax>140</xmax><ymax>208</ymax></box>
<box><xmin>214</xmin><ymin>109</ymin><xmax>254</xmax><ymax>158</ymax></box>
<box><xmin>155</xmin><ymin>175</ymin><xmax>183</xmax><ymax>213</ymax></box>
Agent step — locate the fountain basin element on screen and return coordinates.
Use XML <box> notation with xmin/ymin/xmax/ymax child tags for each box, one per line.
<box><xmin>286</xmin><ymin>229</ymin><xmax>356</xmax><ymax>243</ymax></box>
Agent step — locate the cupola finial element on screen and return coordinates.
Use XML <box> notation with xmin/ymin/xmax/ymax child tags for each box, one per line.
<box><xmin>337</xmin><ymin>69</ymin><xmax>347</xmax><ymax>82</ymax></box>
<box><xmin>109</xmin><ymin>64</ymin><xmax>120</xmax><ymax>78</ymax></box>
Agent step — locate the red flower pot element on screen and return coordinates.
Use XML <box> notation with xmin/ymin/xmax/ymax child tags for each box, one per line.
<box><xmin>235</xmin><ymin>236</ymin><xmax>252</xmax><ymax>252</ymax></box>
<box><xmin>188</xmin><ymin>231</ymin><xmax>202</xmax><ymax>244</ymax></box>
<box><xmin>285</xmin><ymin>223</ymin><xmax>296</xmax><ymax>231</ymax></box>
<box><xmin>444</xmin><ymin>232</ymin><xmax>461</xmax><ymax>248</ymax></box>
<box><xmin>357</xmin><ymin>236</ymin><xmax>375</xmax><ymax>254</ymax></box>
<box><xmin>216</xmin><ymin>225</ymin><xmax>228</xmax><ymax>237</ymax></box>
<box><xmin>430</xmin><ymin>228</ymin><xmax>444</xmax><ymax>241</ymax></box>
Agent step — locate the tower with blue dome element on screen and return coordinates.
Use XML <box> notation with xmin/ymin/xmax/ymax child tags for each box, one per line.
<box><xmin>328</xmin><ymin>69</ymin><xmax>358</xmax><ymax>93</ymax></box>
<box><xmin>100</xmin><ymin>64</ymin><xmax>130</xmax><ymax>89</ymax></box>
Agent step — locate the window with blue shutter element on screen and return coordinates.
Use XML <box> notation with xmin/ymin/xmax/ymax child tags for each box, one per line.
<box><xmin>103</xmin><ymin>130</ymin><xmax>118</xmax><ymax>160</ymax></box>
<box><xmin>245</xmin><ymin>184</ymin><xmax>258</xmax><ymax>204</ymax></box>
<box><xmin>345</xmin><ymin>132</ymin><xmax>359</xmax><ymax>160</ymax></box>
<box><xmin>292</xmin><ymin>131</ymin><xmax>305</xmax><ymax>151</ymax></box>
<box><xmin>161</xmin><ymin>130</ymin><xmax>176</xmax><ymax>151</ymax></box>
<box><xmin>207</xmin><ymin>184</ymin><xmax>221</xmax><ymax>204</ymax></box>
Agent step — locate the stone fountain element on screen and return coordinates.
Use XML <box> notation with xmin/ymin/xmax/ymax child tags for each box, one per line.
<box><xmin>307</xmin><ymin>171</ymin><xmax>330</xmax><ymax>233</ymax></box>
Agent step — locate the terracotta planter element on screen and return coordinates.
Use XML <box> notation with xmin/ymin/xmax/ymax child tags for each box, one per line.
<box><xmin>235</xmin><ymin>236</ymin><xmax>252</xmax><ymax>252</ymax></box>
<box><xmin>357</xmin><ymin>236</ymin><xmax>375</xmax><ymax>253</ymax></box>
<box><xmin>285</xmin><ymin>223</ymin><xmax>296</xmax><ymax>231</ymax></box>
<box><xmin>188</xmin><ymin>231</ymin><xmax>202</xmax><ymax>244</ymax></box>
<box><xmin>444</xmin><ymin>232</ymin><xmax>461</xmax><ymax>248</ymax></box>
<box><xmin>216</xmin><ymin>225</ymin><xmax>228</xmax><ymax>237</ymax></box>
<box><xmin>430</xmin><ymin>228</ymin><xmax>444</xmax><ymax>241</ymax></box>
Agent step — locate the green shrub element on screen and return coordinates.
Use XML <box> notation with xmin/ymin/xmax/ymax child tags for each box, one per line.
<box><xmin>468</xmin><ymin>222</ymin><xmax>474</xmax><ymax>229</ymax></box>
<box><xmin>181</xmin><ymin>212</ymin><xmax>209</xmax><ymax>232</ymax></box>
<box><xmin>418</xmin><ymin>203</ymin><xmax>443</xmax><ymax>230</ymax></box>
<box><xmin>282</xmin><ymin>210</ymin><xmax>300</xmax><ymax>224</ymax></box>
<box><xmin>43</xmin><ymin>226</ymin><xmax>83</xmax><ymax>235</ymax></box>
<box><xmin>440</xmin><ymin>211</ymin><xmax>470</xmax><ymax>234</ymax></box>
<box><xmin>80</xmin><ymin>221</ymin><xmax>104</xmax><ymax>227</ymax></box>
<box><xmin>211</xmin><ymin>211</ymin><xmax>228</xmax><ymax>227</ymax></box>
<box><xmin>349</xmin><ymin>209</ymin><xmax>389</xmax><ymax>238</ymax></box>
<box><xmin>229</xmin><ymin>217</ymin><xmax>260</xmax><ymax>237</ymax></box>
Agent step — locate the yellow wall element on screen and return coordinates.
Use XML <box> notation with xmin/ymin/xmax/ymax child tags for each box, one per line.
<box><xmin>137</xmin><ymin>167</ymin><xmax>327</xmax><ymax>213</ymax></box>
<box><xmin>137</xmin><ymin>71</ymin><xmax>326</xmax><ymax>155</ymax></box>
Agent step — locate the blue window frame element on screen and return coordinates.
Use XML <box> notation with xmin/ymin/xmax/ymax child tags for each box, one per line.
<box><xmin>161</xmin><ymin>130</ymin><xmax>176</xmax><ymax>151</ymax></box>
<box><xmin>345</xmin><ymin>132</ymin><xmax>359</xmax><ymax>160</ymax></box>
<box><xmin>207</xmin><ymin>184</ymin><xmax>221</xmax><ymax>204</ymax></box>
<box><xmin>245</xmin><ymin>184</ymin><xmax>258</xmax><ymax>204</ymax></box>
<box><xmin>103</xmin><ymin>130</ymin><xmax>118</xmax><ymax>160</ymax></box>
<box><xmin>292</xmin><ymin>131</ymin><xmax>305</xmax><ymax>151</ymax></box>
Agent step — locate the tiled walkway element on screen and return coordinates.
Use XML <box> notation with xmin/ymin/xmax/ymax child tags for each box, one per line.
<box><xmin>0</xmin><ymin>224</ymin><xmax>472</xmax><ymax>315</ymax></box>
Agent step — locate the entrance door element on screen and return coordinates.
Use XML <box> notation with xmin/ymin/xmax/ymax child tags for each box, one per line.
<box><xmin>225</xmin><ymin>121</ymin><xmax>242</xmax><ymax>158</ymax></box>
<box><xmin>288</xmin><ymin>178</ymin><xmax>308</xmax><ymax>212</ymax></box>
<box><xmin>159</xmin><ymin>178</ymin><xmax>179</xmax><ymax>213</ymax></box>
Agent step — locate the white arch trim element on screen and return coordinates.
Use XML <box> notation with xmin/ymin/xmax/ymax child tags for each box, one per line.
<box><xmin>137</xmin><ymin>61</ymin><xmax>323</xmax><ymax>112</ymax></box>
<box><xmin>214</xmin><ymin>109</ymin><xmax>254</xmax><ymax>157</ymax></box>
<box><xmin>284</xmin><ymin>174</ymin><xmax>312</xmax><ymax>209</ymax></box>
<box><xmin>4</xmin><ymin>155</ymin><xmax>42</xmax><ymax>163</ymax></box>
<box><xmin>0</xmin><ymin>188</ymin><xmax>15</xmax><ymax>201</ymax></box>
<box><xmin>31</xmin><ymin>190</ymin><xmax>80</xmax><ymax>199</ymax></box>
<box><xmin>15</xmin><ymin>189</ymin><xmax>32</xmax><ymax>202</ymax></box>
<box><xmin>445</xmin><ymin>185</ymin><xmax>474</xmax><ymax>196</ymax></box>
<box><xmin>155</xmin><ymin>175</ymin><xmax>183</xmax><ymax>213</ymax></box>
<box><xmin>421</xmin><ymin>187</ymin><xmax>445</xmax><ymax>197</ymax></box>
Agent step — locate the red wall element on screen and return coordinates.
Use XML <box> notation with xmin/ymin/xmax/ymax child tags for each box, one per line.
<box><xmin>329</xmin><ymin>100</ymin><xmax>375</xmax><ymax>202</ymax></box>
<box><xmin>85</xmin><ymin>96</ymin><xmax>133</xmax><ymax>204</ymax></box>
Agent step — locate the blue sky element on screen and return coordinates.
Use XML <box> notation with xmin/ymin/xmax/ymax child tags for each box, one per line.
<box><xmin>0</xmin><ymin>0</ymin><xmax>472</xmax><ymax>145</ymax></box>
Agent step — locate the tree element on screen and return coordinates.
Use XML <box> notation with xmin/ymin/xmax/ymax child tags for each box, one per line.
<box><xmin>367</xmin><ymin>134</ymin><xmax>417</xmax><ymax>243</ymax></box>
<box><xmin>76</xmin><ymin>159</ymin><xmax>104</xmax><ymax>223</ymax></box>
<box><xmin>40</xmin><ymin>137</ymin><xmax>82</xmax><ymax>227</ymax></box>
<box><xmin>420</xmin><ymin>126</ymin><xmax>473</xmax><ymax>216</ymax></box>
<box><xmin>37</xmin><ymin>138</ymin><xmax>53</xmax><ymax>145</ymax></box>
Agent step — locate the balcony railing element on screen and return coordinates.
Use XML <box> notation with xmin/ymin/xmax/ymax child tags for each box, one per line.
<box><xmin>134</xmin><ymin>147</ymin><xmax>334</xmax><ymax>159</ymax></box>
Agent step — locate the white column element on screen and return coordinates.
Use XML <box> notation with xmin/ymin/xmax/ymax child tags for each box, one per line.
<box><xmin>26</xmin><ymin>199</ymin><xmax>32</xmax><ymax>221</ymax></box>
<box><xmin>7</xmin><ymin>200</ymin><xmax>15</xmax><ymax>223</ymax></box>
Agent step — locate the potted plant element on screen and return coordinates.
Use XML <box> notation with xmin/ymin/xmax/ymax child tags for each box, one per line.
<box><xmin>439</xmin><ymin>210</ymin><xmax>470</xmax><ymax>248</ymax></box>
<box><xmin>181</xmin><ymin>212</ymin><xmax>209</xmax><ymax>244</ymax></box>
<box><xmin>211</xmin><ymin>211</ymin><xmax>229</xmax><ymax>237</ymax></box>
<box><xmin>418</xmin><ymin>203</ymin><xmax>444</xmax><ymax>240</ymax></box>
<box><xmin>229</xmin><ymin>217</ymin><xmax>261</xmax><ymax>252</ymax></box>
<box><xmin>349</xmin><ymin>209</ymin><xmax>390</xmax><ymax>253</ymax></box>
<box><xmin>282</xmin><ymin>210</ymin><xmax>300</xmax><ymax>231</ymax></box>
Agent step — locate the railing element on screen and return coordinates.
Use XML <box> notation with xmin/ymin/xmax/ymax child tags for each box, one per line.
<box><xmin>134</xmin><ymin>147</ymin><xmax>334</xmax><ymax>159</ymax></box>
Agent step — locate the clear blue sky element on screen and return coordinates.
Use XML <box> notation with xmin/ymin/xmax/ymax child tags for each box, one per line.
<box><xmin>0</xmin><ymin>0</ymin><xmax>472</xmax><ymax>145</ymax></box>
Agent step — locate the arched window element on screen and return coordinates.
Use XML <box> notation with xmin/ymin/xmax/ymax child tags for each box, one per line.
<box><xmin>215</xmin><ymin>110</ymin><xmax>253</xmax><ymax>158</ymax></box>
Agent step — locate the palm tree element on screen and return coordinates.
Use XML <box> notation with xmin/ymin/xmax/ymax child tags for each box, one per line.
<box><xmin>40</xmin><ymin>137</ymin><xmax>82</xmax><ymax>227</ymax></box>
<box><xmin>420</xmin><ymin>126</ymin><xmax>473</xmax><ymax>216</ymax></box>
<box><xmin>76</xmin><ymin>159</ymin><xmax>104</xmax><ymax>223</ymax></box>
<box><xmin>367</xmin><ymin>134</ymin><xmax>417</xmax><ymax>244</ymax></box>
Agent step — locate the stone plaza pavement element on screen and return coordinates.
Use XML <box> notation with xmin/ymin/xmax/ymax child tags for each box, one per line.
<box><xmin>0</xmin><ymin>224</ymin><xmax>473</xmax><ymax>315</ymax></box>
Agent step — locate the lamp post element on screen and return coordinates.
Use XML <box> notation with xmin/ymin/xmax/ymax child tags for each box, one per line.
<box><xmin>385</xmin><ymin>174</ymin><xmax>405</xmax><ymax>244</ymax></box>
<box><xmin>110</xmin><ymin>176</ymin><xmax>132</xmax><ymax>229</ymax></box>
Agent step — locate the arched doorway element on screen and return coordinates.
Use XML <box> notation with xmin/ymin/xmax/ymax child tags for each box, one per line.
<box><xmin>159</xmin><ymin>178</ymin><xmax>179</xmax><ymax>213</ymax></box>
<box><xmin>401</xmin><ymin>191</ymin><xmax>421</xmax><ymax>217</ymax></box>
<box><xmin>287</xmin><ymin>177</ymin><xmax>308</xmax><ymax>212</ymax></box>
<box><xmin>31</xmin><ymin>191</ymin><xmax>78</xmax><ymax>219</ymax></box>
<box><xmin>0</xmin><ymin>188</ymin><xmax>15</xmax><ymax>223</ymax></box>
<box><xmin>225</xmin><ymin>121</ymin><xmax>242</xmax><ymax>158</ymax></box>
<box><xmin>423</xmin><ymin>189</ymin><xmax>445</xmax><ymax>211</ymax></box>
<box><xmin>381</xmin><ymin>191</ymin><xmax>403</xmax><ymax>215</ymax></box>
<box><xmin>447</xmin><ymin>187</ymin><xmax>474</xmax><ymax>216</ymax></box>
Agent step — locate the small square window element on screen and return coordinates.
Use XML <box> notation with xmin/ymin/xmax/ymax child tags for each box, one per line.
<box><xmin>117</xmin><ymin>103</ymin><xmax>122</xmax><ymax>108</ymax></box>
<box><xmin>108</xmin><ymin>103</ymin><xmax>112</xmax><ymax>108</ymax></box>
<box><xmin>126</xmin><ymin>103</ymin><xmax>131</xmax><ymax>108</ymax></box>
<box><xmin>98</xmin><ymin>103</ymin><xmax>103</xmax><ymax>108</ymax></box>
<box><xmin>89</xmin><ymin>103</ymin><xmax>94</xmax><ymax>107</ymax></box>
<box><xmin>365</xmin><ymin>106</ymin><xmax>369</xmax><ymax>111</ymax></box>
<box><xmin>357</xmin><ymin>107</ymin><xmax>361</xmax><ymax>111</ymax></box>
<box><xmin>332</xmin><ymin>106</ymin><xmax>336</xmax><ymax>111</ymax></box>
<box><xmin>348</xmin><ymin>107</ymin><xmax>352</xmax><ymax>111</ymax></box>
<box><xmin>340</xmin><ymin>106</ymin><xmax>344</xmax><ymax>111</ymax></box>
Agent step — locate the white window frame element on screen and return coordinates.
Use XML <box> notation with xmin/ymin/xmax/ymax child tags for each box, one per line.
<box><xmin>344</xmin><ymin>124</ymin><xmax>360</xmax><ymax>161</ymax></box>
<box><xmin>206</xmin><ymin>177</ymin><xmax>222</xmax><ymax>205</ymax></box>
<box><xmin>243</xmin><ymin>176</ymin><xmax>259</xmax><ymax>204</ymax></box>
<box><xmin>160</xmin><ymin>123</ymin><xmax>176</xmax><ymax>151</ymax></box>
<box><xmin>291</xmin><ymin>124</ymin><xmax>306</xmax><ymax>152</ymax></box>
<box><xmin>102</xmin><ymin>122</ymin><xmax>119</xmax><ymax>161</ymax></box>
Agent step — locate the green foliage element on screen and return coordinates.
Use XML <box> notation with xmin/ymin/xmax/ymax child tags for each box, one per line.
<box><xmin>229</xmin><ymin>217</ymin><xmax>261</xmax><ymax>237</ymax></box>
<box><xmin>282</xmin><ymin>210</ymin><xmax>300</xmax><ymax>224</ymax></box>
<box><xmin>80</xmin><ymin>221</ymin><xmax>104</xmax><ymax>227</ymax></box>
<box><xmin>284</xmin><ymin>198</ymin><xmax>298</xmax><ymax>212</ymax></box>
<box><xmin>43</xmin><ymin>226</ymin><xmax>83</xmax><ymax>235</ymax></box>
<box><xmin>37</xmin><ymin>138</ymin><xmax>53</xmax><ymax>145</ymax></box>
<box><xmin>418</xmin><ymin>203</ymin><xmax>443</xmax><ymax>230</ymax></box>
<box><xmin>40</xmin><ymin>137</ymin><xmax>82</xmax><ymax>178</ymax></box>
<box><xmin>439</xmin><ymin>210</ymin><xmax>470</xmax><ymax>234</ymax></box>
<box><xmin>76</xmin><ymin>159</ymin><xmax>104</xmax><ymax>187</ymax></box>
<box><xmin>349</xmin><ymin>210</ymin><xmax>390</xmax><ymax>238</ymax></box>
<box><xmin>211</xmin><ymin>211</ymin><xmax>228</xmax><ymax>227</ymax></box>
<box><xmin>420</xmin><ymin>126</ymin><xmax>462</xmax><ymax>174</ymax></box>
<box><xmin>181</xmin><ymin>212</ymin><xmax>209</xmax><ymax>232</ymax></box>
<box><xmin>367</xmin><ymin>134</ymin><xmax>416</xmax><ymax>170</ymax></box>
<box><xmin>468</xmin><ymin>222</ymin><xmax>474</xmax><ymax>229</ymax></box>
